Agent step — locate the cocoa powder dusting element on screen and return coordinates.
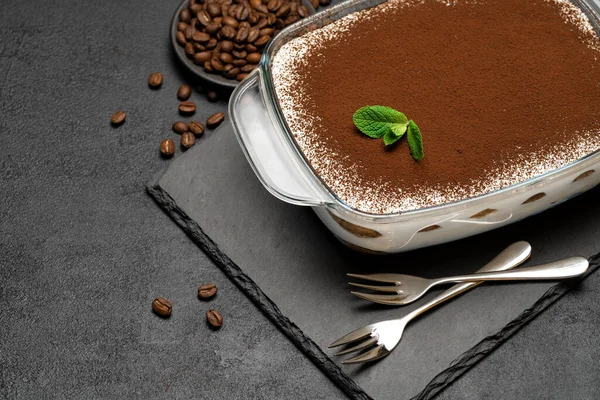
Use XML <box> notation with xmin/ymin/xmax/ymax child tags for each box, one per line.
<box><xmin>272</xmin><ymin>0</ymin><xmax>600</xmax><ymax>214</ymax></box>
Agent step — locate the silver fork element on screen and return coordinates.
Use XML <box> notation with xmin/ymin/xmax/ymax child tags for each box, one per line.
<box><xmin>329</xmin><ymin>241</ymin><xmax>532</xmax><ymax>364</ymax></box>
<box><xmin>348</xmin><ymin>256</ymin><xmax>588</xmax><ymax>306</ymax></box>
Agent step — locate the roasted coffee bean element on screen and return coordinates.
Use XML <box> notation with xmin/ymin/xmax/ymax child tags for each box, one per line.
<box><xmin>221</xmin><ymin>40</ymin><xmax>234</xmax><ymax>53</ymax></box>
<box><xmin>190</xmin><ymin>4</ymin><xmax>203</xmax><ymax>14</ymax></box>
<box><xmin>219</xmin><ymin>52</ymin><xmax>234</xmax><ymax>64</ymax></box>
<box><xmin>223</xmin><ymin>64</ymin><xmax>234</xmax><ymax>73</ymax></box>
<box><xmin>298</xmin><ymin>5</ymin><xmax>309</xmax><ymax>17</ymax></box>
<box><xmin>221</xmin><ymin>25</ymin><xmax>236</xmax><ymax>40</ymax></box>
<box><xmin>198</xmin><ymin>283</ymin><xmax>218</xmax><ymax>299</ymax></box>
<box><xmin>110</xmin><ymin>111</ymin><xmax>126</xmax><ymax>126</ymax></box>
<box><xmin>222</xmin><ymin>16</ymin><xmax>239</xmax><ymax>28</ymax></box>
<box><xmin>319</xmin><ymin>0</ymin><xmax>331</xmax><ymax>5</ymax></box>
<box><xmin>193</xmin><ymin>42</ymin><xmax>206</xmax><ymax>52</ymax></box>
<box><xmin>267</xmin><ymin>0</ymin><xmax>282</xmax><ymax>12</ymax></box>
<box><xmin>148</xmin><ymin>72</ymin><xmax>163</xmax><ymax>88</ymax></box>
<box><xmin>232</xmin><ymin>50</ymin><xmax>247</xmax><ymax>59</ymax></box>
<box><xmin>197</xmin><ymin>10</ymin><xmax>211</xmax><ymax>26</ymax></box>
<box><xmin>207</xmin><ymin>91</ymin><xmax>219</xmax><ymax>102</ymax></box>
<box><xmin>233</xmin><ymin>42</ymin><xmax>246</xmax><ymax>50</ymax></box>
<box><xmin>185</xmin><ymin>42</ymin><xmax>195</xmax><ymax>58</ymax></box>
<box><xmin>284</xmin><ymin>14</ymin><xmax>299</xmax><ymax>25</ymax></box>
<box><xmin>152</xmin><ymin>297</ymin><xmax>172</xmax><ymax>317</ymax></box>
<box><xmin>178</xmin><ymin>22</ymin><xmax>189</xmax><ymax>32</ymax></box>
<box><xmin>246</xmin><ymin>44</ymin><xmax>258</xmax><ymax>52</ymax></box>
<box><xmin>311</xmin><ymin>0</ymin><xmax>319</xmax><ymax>8</ymax></box>
<box><xmin>184</xmin><ymin>25</ymin><xmax>195</xmax><ymax>41</ymax></box>
<box><xmin>232</xmin><ymin>59</ymin><xmax>248</xmax><ymax>67</ymax></box>
<box><xmin>211</xmin><ymin>58</ymin><xmax>225</xmax><ymax>72</ymax></box>
<box><xmin>250</xmin><ymin>0</ymin><xmax>262</xmax><ymax>8</ymax></box>
<box><xmin>275</xmin><ymin>3</ymin><xmax>290</xmax><ymax>17</ymax></box>
<box><xmin>206</xmin><ymin>309</ymin><xmax>223</xmax><ymax>328</ymax></box>
<box><xmin>160</xmin><ymin>139</ymin><xmax>175</xmax><ymax>158</ymax></box>
<box><xmin>235</xmin><ymin>4</ymin><xmax>250</xmax><ymax>21</ymax></box>
<box><xmin>193</xmin><ymin>31</ymin><xmax>211</xmax><ymax>43</ymax></box>
<box><xmin>180</xmin><ymin>131</ymin><xmax>196</xmax><ymax>150</ymax></box>
<box><xmin>241</xmin><ymin>63</ymin><xmax>257</xmax><ymax>72</ymax></box>
<box><xmin>194</xmin><ymin>51</ymin><xmax>212</xmax><ymax>65</ymax></box>
<box><xmin>256</xmin><ymin>17</ymin><xmax>269</xmax><ymax>29</ymax></box>
<box><xmin>189</xmin><ymin>120</ymin><xmax>206</xmax><ymax>136</ymax></box>
<box><xmin>290</xmin><ymin>2</ymin><xmax>298</xmax><ymax>13</ymax></box>
<box><xmin>239</xmin><ymin>21</ymin><xmax>251</xmax><ymax>30</ymax></box>
<box><xmin>177</xmin><ymin>85</ymin><xmax>192</xmax><ymax>101</ymax></box>
<box><xmin>248</xmin><ymin>12</ymin><xmax>260</xmax><ymax>24</ymax></box>
<box><xmin>176</xmin><ymin>31</ymin><xmax>187</xmax><ymax>46</ymax></box>
<box><xmin>189</xmin><ymin>0</ymin><xmax>197</xmax><ymax>6</ymax></box>
<box><xmin>267</xmin><ymin>13</ymin><xmax>277</xmax><ymax>25</ymax></box>
<box><xmin>189</xmin><ymin>17</ymin><xmax>199</xmax><ymax>29</ymax></box>
<box><xmin>206</xmin><ymin>38</ymin><xmax>218</xmax><ymax>50</ymax></box>
<box><xmin>259</xmin><ymin>27</ymin><xmax>274</xmax><ymax>36</ymax></box>
<box><xmin>179</xmin><ymin>101</ymin><xmax>196</xmax><ymax>114</ymax></box>
<box><xmin>206</xmin><ymin>112</ymin><xmax>225</xmax><ymax>128</ymax></box>
<box><xmin>235</xmin><ymin>26</ymin><xmax>249</xmax><ymax>43</ymax></box>
<box><xmin>226</xmin><ymin>67</ymin><xmax>241</xmax><ymax>79</ymax></box>
<box><xmin>213</xmin><ymin>16</ymin><xmax>223</xmax><ymax>25</ymax></box>
<box><xmin>180</xmin><ymin>8</ymin><xmax>192</xmax><ymax>23</ymax></box>
<box><xmin>254</xmin><ymin>35</ymin><xmax>270</xmax><ymax>47</ymax></box>
<box><xmin>204</xmin><ymin>61</ymin><xmax>214</xmax><ymax>72</ymax></box>
<box><xmin>206</xmin><ymin>23</ymin><xmax>220</xmax><ymax>35</ymax></box>
<box><xmin>247</xmin><ymin>27</ymin><xmax>260</xmax><ymax>43</ymax></box>
<box><xmin>246</xmin><ymin>52</ymin><xmax>261</xmax><ymax>63</ymax></box>
<box><xmin>172</xmin><ymin>121</ymin><xmax>188</xmax><ymax>134</ymax></box>
<box><xmin>236</xmin><ymin>73</ymin><xmax>249</xmax><ymax>81</ymax></box>
<box><xmin>207</xmin><ymin>2</ymin><xmax>222</xmax><ymax>17</ymax></box>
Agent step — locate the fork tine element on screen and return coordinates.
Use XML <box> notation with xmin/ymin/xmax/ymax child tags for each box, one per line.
<box><xmin>348</xmin><ymin>282</ymin><xmax>402</xmax><ymax>293</ymax></box>
<box><xmin>347</xmin><ymin>273</ymin><xmax>401</xmax><ymax>284</ymax></box>
<box><xmin>351</xmin><ymin>291</ymin><xmax>408</xmax><ymax>306</ymax></box>
<box><xmin>335</xmin><ymin>336</ymin><xmax>378</xmax><ymax>356</ymax></box>
<box><xmin>342</xmin><ymin>344</ymin><xmax>388</xmax><ymax>364</ymax></box>
<box><xmin>329</xmin><ymin>325</ymin><xmax>374</xmax><ymax>348</ymax></box>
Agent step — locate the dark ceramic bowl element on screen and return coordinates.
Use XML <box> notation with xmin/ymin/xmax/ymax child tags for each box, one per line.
<box><xmin>171</xmin><ymin>0</ymin><xmax>316</xmax><ymax>89</ymax></box>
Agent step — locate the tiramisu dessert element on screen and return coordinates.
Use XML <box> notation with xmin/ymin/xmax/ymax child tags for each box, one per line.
<box><xmin>272</xmin><ymin>0</ymin><xmax>600</xmax><ymax>214</ymax></box>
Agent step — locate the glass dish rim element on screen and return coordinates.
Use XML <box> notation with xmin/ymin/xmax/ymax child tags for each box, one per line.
<box><xmin>256</xmin><ymin>0</ymin><xmax>600</xmax><ymax>220</ymax></box>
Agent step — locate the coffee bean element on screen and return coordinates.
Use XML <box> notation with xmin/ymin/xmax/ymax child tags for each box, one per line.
<box><xmin>204</xmin><ymin>61</ymin><xmax>214</xmax><ymax>73</ymax></box>
<box><xmin>190</xmin><ymin>4</ymin><xmax>203</xmax><ymax>14</ymax></box>
<box><xmin>256</xmin><ymin>17</ymin><xmax>269</xmax><ymax>29</ymax></box>
<box><xmin>207</xmin><ymin>91</ymin><xmax>219</xmax><ymax>102</ymax></box>
<box><xmin>179</xmin><ymin>101</ymin><xmax>196</xmax><ymax>114</ymax></box>
<box><xmin>255</xmin><ymin>35</ymin><xmax>270</xmax><ymax>47</ymax></box>
<box><xmin>197</xmin><ymin>10</ymin><xmax>211</xmax><ymax>26</ymax></box>
<box><xmin>206</xmin><ymin>23</ymin><xmax>220</xmax><ymax>35</ymax></box>
<box><xmin>247</xmin><ymin>27</ymin><xmax>260</xmax><ymax>43</ymax></box>
<box><xmin>259</xmin><ymin>27</ymin><xmax>274</xmax><ymax>36</ymax></box>
<box><xmin>198</xmin><ymin>283</ymin><xmax>218</xmax><ymax>299</ymax></box>
<box><xmin>172</xmin><ymin>121</ymin><xmax>188</xmax><ymax>134</ymax></box>
<box><xmin>193</xmin><ymin>31</ymin><xmax>211</xmax><ymax>43</ymax></box>
<box><xmin>206</xmin><ymin>38</ymin><xmax>218</xmax><ymax>50</ymax></box>
<box><xmin>232</xmin><ymin>50</ymin><xmax>247</xmax><ymax>59</ymax></box>
<box><xmin>246</xmin><ymin>44</ymin><xmax>258</xmax><ymax>53</ymax></box>
<box><xmin>250</xmin><ymin>0</ymin><xmax>262</xmax><ymax>8</ymax></box>
<box><xmin>275</xmin><ymin>3</ymin><xmax>290</xmax><ymax>17</ymax></box>
<box><xmin>176</xmin><ymin>31</ymin><xmax>187</xmax><ymax>46</ymax></box>
<box><xmin>180</xmin><ymin>8</ymin><xmax>192</xmax><ymax>23</ymax></box>
<box><xmin>189</xmin><ymin>120</ymin><xmax>206</xmax><ymax>136</ymax></box>
<box><xmin>177</xmin><ymin>85</ymin><xmax>192</xmax><ymax>102</ymax></box>
<box><xmin>221</xmin><ymin>25</ymin><xmax>236</xmax><ymax>40</ymax></box>
<box><xmin>235</xmin><ymin>4</ymin><xmax>250</xmax><ymax>21</ymax></box>
<box><xmin>206</xmin><ymin>309</ymin><xmax>223</xmax><ymax>328</ymax></box>
<box><xmin>267</xmin><ymin>13</ymin><xmax>277</xmax><ymax>25</ymax></box>
<box><xmin>236</xmin><ymin>26</ymin><xmax>249</xmax><ymax>43</ymax></box>
<box><xmin>217</xmin><ymin>52</ymin><xmax>232</xmax><ymax>64</ymax></box>
<box><xmin>184</xmin><ymin>25</ymin><xmax>195</xmax><ymax>41</ymax></box>
<box><xmin>311</xmin><ymin>0</ymin><xmax>319</xmax><ymax>8</ymax></box>
<box><xmin>248</xmin><ymin>12</ymin><xmax>260</xmax><ymax>25</ymax></box>
<box><xmin>232</xmin><ymin>59</ymin><xmax>248</xmax><ymax>67</ymax></box>
<box><xmin>152</xmin><ymin>297</ymin><xmax>172</xmax><ymax>317</ymax></box>
<box><xmin>207</xmin><ymin>3</ymin><xmax>222</xmax><ymax>17</ymax></box>
<box><xmin>206</xmin><ymin>112</ymin><xmax>225</xmax><ymax>129</ymax></box>
<box><xmin>226</xmin><ymin>67</ymin><xmax>242</xmax><ymax>79</ymax></box>
<box><xmin>178</xmin><ymin>22</ymin><xmax>189</xmax><ymax>32</ymax></box>
<box><xmin>211</xmin><ymin>58</ymin><xmax>225</xmax><ymax>72</ymax></box>
<box><xmin>236</xmin><ymin>73</ymin><xmax>249</xmax><ymax>81</ymax></box>
<box><xmin>233</xmin><ymin>42</ymin><xmax>246</xmax><ymax>50</ymax></box>
<box><xmin>148</xmin><ymin>72</ymin><xmax>163</xmax><ymax>88</ymax></box>
<box><xmin>110</xmin><ymin>110</ymin><xmax>126</xmax><ymax>126</ymax></box>
<box><xmin>180</xmin><ymin>131</ymin><xmax>196</xmax><ymax>150</ymax></box>
<box><xmin>193</xmin><ymin>42</ymin><xmax>206</xmax><ymax>52</ymax></box>
<box><xmin>221</xmin><ymin>40</ymin><xmax>234</xmax><ymax>53</ymax></box>
<box><xmin>246</xmin><ymin>52</ymin><xmax>261</xmax><ymax>64</ymax></box>
<box><xmin>284</xmin><ymin>14</ymin><xmax>299</xmax><ymax>25</ymax></box>
<box><xmin>241</xmin><ymin>63</ymin><xmax>257</xmax><ymax>73</ymax></box>
<box><xmin>298</xmin><ymin>5</ymin><xmax>309</xmax><ymax>17</ymax></box>
<box><xmin>194</xmin><ymin>51</ymin><xmax>212</xmax><ymax>64</ymax></box>
<box><xmin>222</xmin><ymin>16</ymin><xmax>239</xmax><ymax>28</ymax></box>
<box><xmin>160</xmin><ymin>139</ymin><xmax>175</xmax><ymax>158</ymax></box>
<box><xmin>185</xmin><ymin>42</ymin><xmax>195</xmax><ymax>58</ymax></box>
<box><xmin>267</xmin><ymin>0</ymin><xmax>282</xmax><ymax>12</ymax></box>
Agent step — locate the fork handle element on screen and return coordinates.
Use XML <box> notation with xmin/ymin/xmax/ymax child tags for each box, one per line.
<box><xmin>404</xmin><ymin>241</ymin><xmax>531</xmax><ymax>321</ymax></box>
<box><xmin>432</xmin><ymin>256</ymin><xmax>588</xmax><ymax>286</ymax></box>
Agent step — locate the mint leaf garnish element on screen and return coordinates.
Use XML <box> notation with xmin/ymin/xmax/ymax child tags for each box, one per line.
<box><xmin>406</xmin><ymin>120</ymin><xmax>424</xmax><ymax>161</ymax></box>
<box><xmin>352</xmin><ymin>105</ymin><xmax>424</xmax><ymax>160</ymax></box>
<box><xmin>352</xmin><ymin>106</ymin><xmax>408</xmax><ymax>139</ymax></box>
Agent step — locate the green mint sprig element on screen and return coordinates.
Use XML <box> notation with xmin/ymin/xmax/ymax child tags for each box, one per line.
<box><xmin>352</xmin><ymin>105</ymin><xmax>424</xmax><ymax>161</ymax></box>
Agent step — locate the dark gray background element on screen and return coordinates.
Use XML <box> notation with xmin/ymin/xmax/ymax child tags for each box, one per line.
<box><xmin>0</xmin><ymin>0</ymin><xmax>598</xmax><ymax>399</ymax></box>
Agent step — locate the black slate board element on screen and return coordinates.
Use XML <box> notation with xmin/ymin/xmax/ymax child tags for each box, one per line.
<box><xmin>148</xmin><ymin>122</ymin><xmax>600</xmax><ymax>400</ymax></box>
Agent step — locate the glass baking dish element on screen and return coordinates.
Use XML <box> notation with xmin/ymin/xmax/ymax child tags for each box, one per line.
<box><xmin>229</xmin><ymin>0</ymin><xmax>600</xmax><ymax>253</ymax></box>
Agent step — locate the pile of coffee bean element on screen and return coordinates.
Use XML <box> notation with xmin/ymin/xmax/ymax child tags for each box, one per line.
<box><xmin>152</xmin><ymin>283</ymin><xmax>223</xmax><ymax>329</ymax></box>
<box><xmin>176</xmin><ymin>0</ymin><xmax>318</xmax><ymax>81</ymax></box>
